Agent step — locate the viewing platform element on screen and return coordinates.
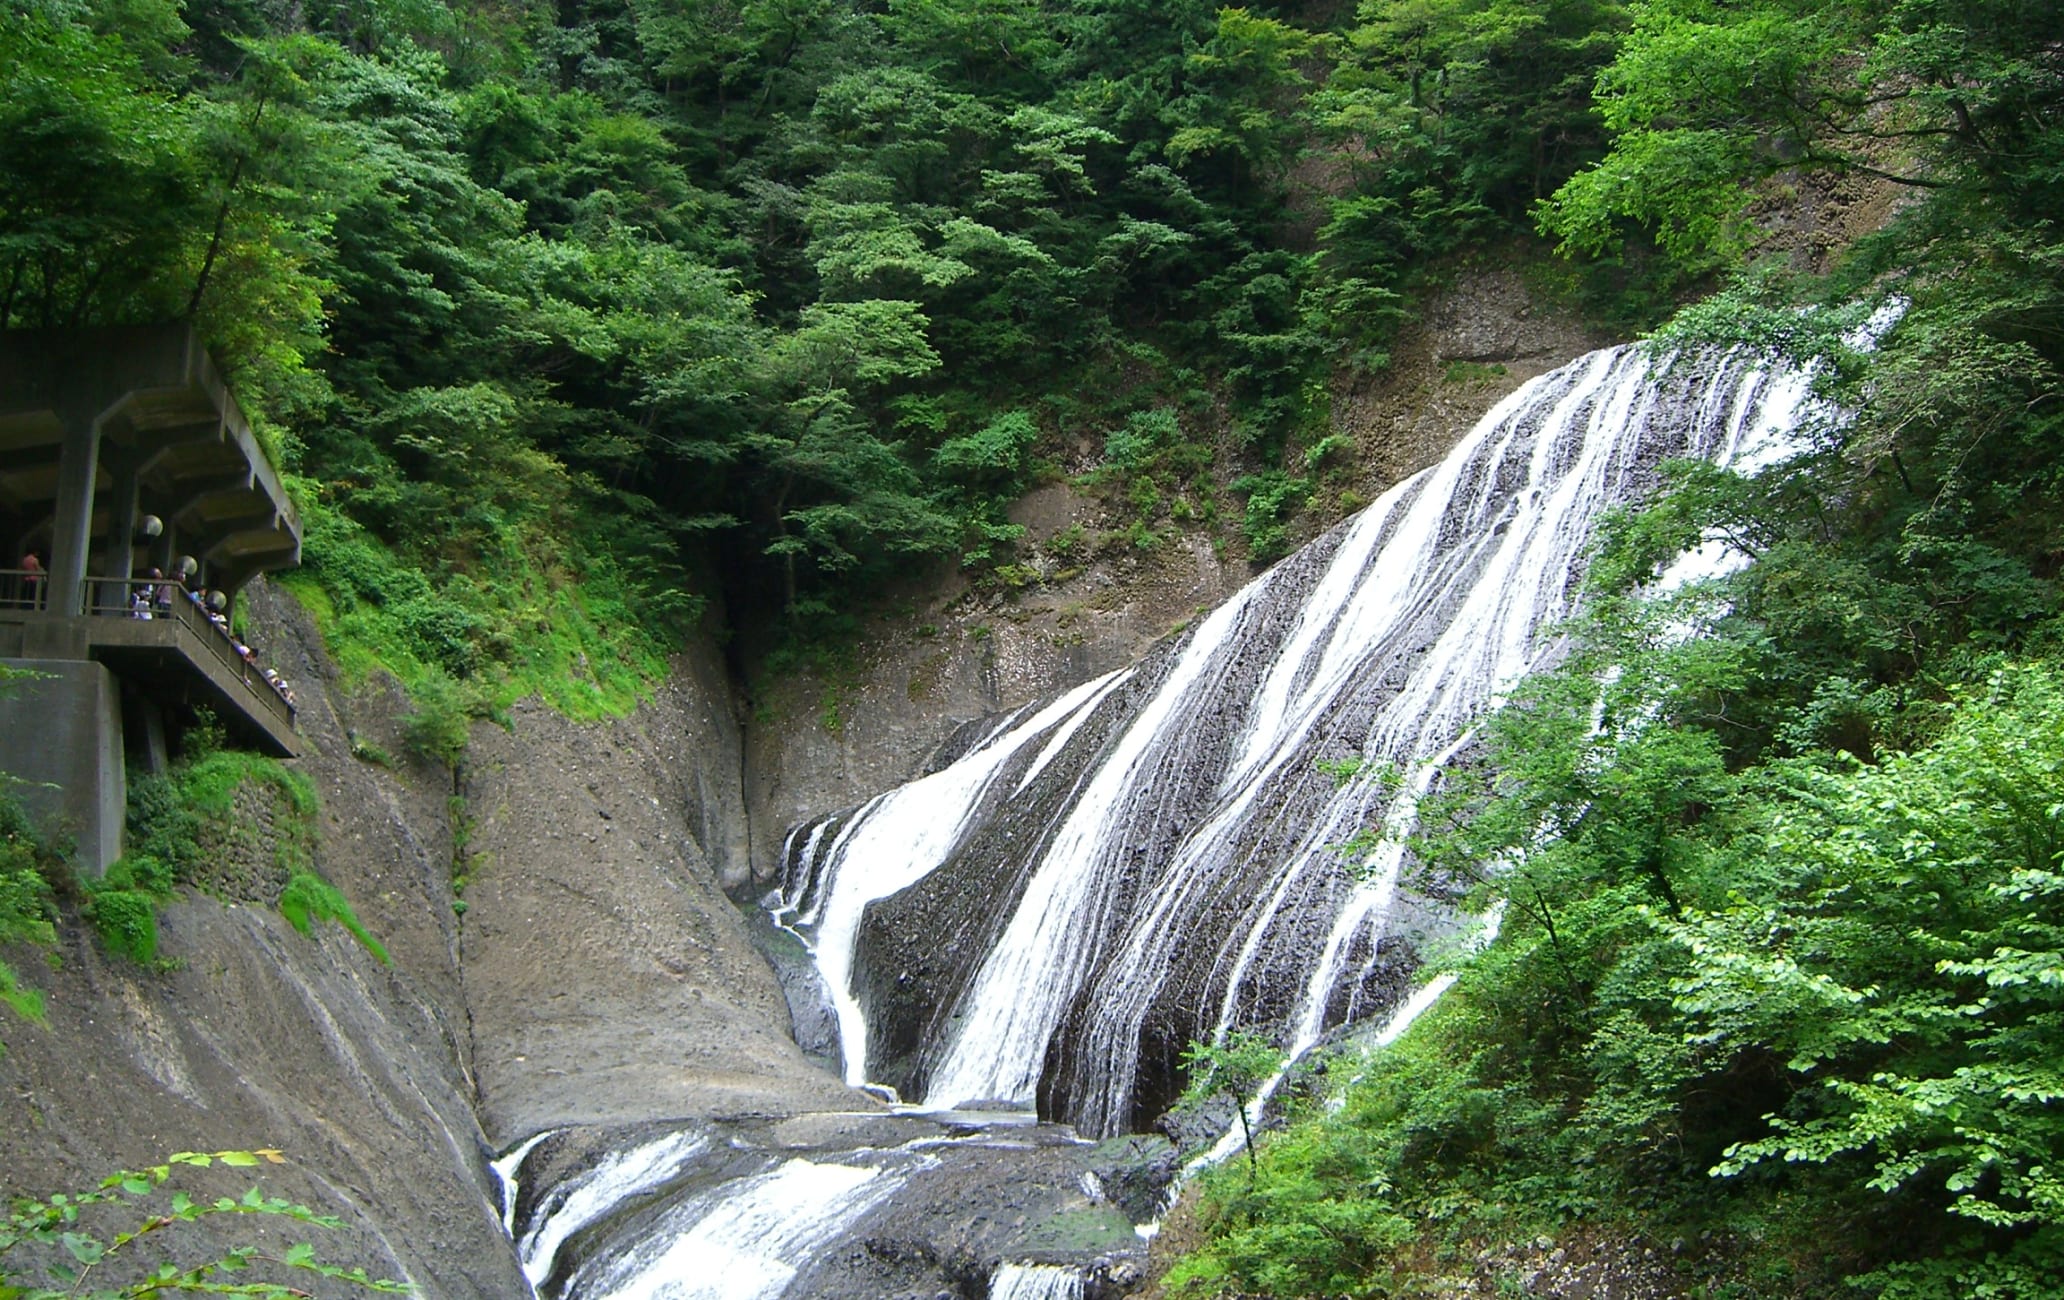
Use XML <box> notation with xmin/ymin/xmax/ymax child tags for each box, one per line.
<box><xmin>0</xmin><ymin>575</ymin><xmax>298</xmax><ymax>755</ymax></box>
<box><xmin>0</xmin><ymin>326</ymin><xmax>304</xmax><ymax>870</ymax></box>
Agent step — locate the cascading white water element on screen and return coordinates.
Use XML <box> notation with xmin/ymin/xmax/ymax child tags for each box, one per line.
<box><xmin>769</xmin><ymin>671</ymin><xmax>1132</xmax><ymax>1091</ymax></box>
<box><xmin>990</xmin><ymin>1262</ymin><xmax>1085</xmax><ymax>1300</ymax></box>
<box><xmin>494</xmin><ymin>1129</ymin><xmax>554</xmax><ymax>1239</ymax></box>
<box><xmin>503</xmin><ymin>1129</ymin><xmax>710</xmax><ymax>1288</ymax></box>
<box><xmin>560</xmin><ymin>1157</ymin><xmax>905</xmax><ymax>1300</ymax></box>
<box><xmin>771</xmin><ymin>342</ymin><xmax>1824</xmax><ymax>1138</ymax></box>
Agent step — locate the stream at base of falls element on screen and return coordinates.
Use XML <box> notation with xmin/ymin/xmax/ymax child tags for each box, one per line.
<box><xmin>496</xmin><ymin>340</ymin><xmax>1824</xmax><ymax>1300</ymax></box>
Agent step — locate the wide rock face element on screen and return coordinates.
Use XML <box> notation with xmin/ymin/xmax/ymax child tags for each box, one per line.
<box><xmin>0</xmin><ymin>586</ymin><xmax>863</xmax><ymax>1297</ymax></box>
<box><xmin>501</xmin><ymin>1113</ymin><xmax>1146</xmax><ymax>1300</ymax></box>
<box><xmin>0</xmin><ymin>580</ymin><xmax>526</xmax><ymax>1298</ymax></box>
<box><xmin>455</xmin><ymin>648</ymin><xmax>863</xmax><ymax>1146</ymax></box>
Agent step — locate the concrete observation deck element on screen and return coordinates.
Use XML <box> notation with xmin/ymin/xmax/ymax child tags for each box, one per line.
<box><xmin>0</xmin><ymin>326</ymin><xmax>304</xmax><ymax>868</ymax></box>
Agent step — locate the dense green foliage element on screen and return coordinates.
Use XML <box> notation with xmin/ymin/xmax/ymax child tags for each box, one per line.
<box><xmin>0</xmin><ymin>668</ymin><xmax>61</xmax><ymax>1040</ymax></box>
<box><xmin>0</xmin><ymin>798</ymin><xmax>59</xmax><ymax>1039</ymax></box>
<box><xmin>278</xmin><ymin>874</ymin><xmax>391</xmax><ymax>965</ymax></box>
<box><xmin>0</xmin><ymin>1149</ymin><xmax>407</xmax><ymax>1298</ymax></box>
<box><xmin>1170</xmin><ymin>0</ymin><xmax>2064</xmax><ymax>1294</ymax></box>
<box><xmin>0</xmin><ymin>0</ymin><xmax>1641</xmax><ymax>691</ymax></box>
<box><xmin>103</xmin><ymin>741</ymin><xmax>385</xmax><ymax>965</ymax></box>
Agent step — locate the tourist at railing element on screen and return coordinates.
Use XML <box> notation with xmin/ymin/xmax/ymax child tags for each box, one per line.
<box><xmin>262</xmin><ymin>667</ymin><xmax>297</xmax><ymax>710</ymax></box>
<box><xmin>10</xmin><ymin>553</ymin><xmax>44</xmax><ymax>610</ymax></box>
<box><xmin>3</xmin><ymin>563</ymin><xmax>297</xmax><ymax>719</ymax></box>
<box><xmin>99</xmin><ymin>575</ymin><xmax>301</xmax><ymax>717</ymax></box>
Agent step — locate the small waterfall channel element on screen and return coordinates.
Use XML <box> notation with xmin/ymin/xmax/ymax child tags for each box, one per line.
<box><xmin>497</xmin><ymin>341</ymin><xmax>1819</xmax><ymax>1299</ymax></box>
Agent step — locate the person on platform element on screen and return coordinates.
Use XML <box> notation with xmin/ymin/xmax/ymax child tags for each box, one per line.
<box><xmin>18</xmin><ymin>552</ymin><xmax>43</xmax><ymax>610</ymax></box>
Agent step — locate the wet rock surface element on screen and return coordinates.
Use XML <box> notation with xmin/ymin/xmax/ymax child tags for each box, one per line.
<box><xmin>1401</xmin><ymin>1231</ymin><xmax>1698</xmax><ymax>1299</ymax></box>
<box><xmin>0</xmin><ymin>585</ymin><xmax>864</xmax><ymax>1298</ymax></box>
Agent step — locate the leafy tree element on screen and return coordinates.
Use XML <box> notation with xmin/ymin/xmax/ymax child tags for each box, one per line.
<box><xmin>0</xmin><ymin>1150</ymin><xmax>408</xmax><ymax>1298</ymax></box>
<box><xmin>1164</xmin><ymin>8</ymin><xmax>1330</xmax><ymax>194</ymax></box>
<box><xmin>0</xmin><ymin>7</ymin><xmax>208</xmax><ymax>331</ymax></box>
<box><xmin>1179</xmin><ymin>1030</ymin><xmax>1286</xmax><ymax>1178</ymax></box>
<box><xmin>1540</xmin><ymin>0</ymin><xmax>2064</xmax><ymax>270</ymax></box>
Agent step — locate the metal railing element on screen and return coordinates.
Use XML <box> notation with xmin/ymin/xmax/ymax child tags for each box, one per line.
<box><xmin>77</xmin><ymin>576</ymin><xmax>298</xmax><ymax>728</ymax></box>
<box><xmin>0</xmin><ymin>567</ymin><xmax>49</xmax><ymax>612</ymax></box>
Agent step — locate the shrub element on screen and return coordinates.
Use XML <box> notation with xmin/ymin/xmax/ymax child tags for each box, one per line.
<box><xmin>87</xmin><ymin>888</ymin><xmax>160</xmax><ymax>964</ymax></box>
<box><xmin>1</xmin><ymin>1150</ymin><xmax>408</xmax><ymax>1297</ymax></box>
<box><xmin>278</xmin><ymin>873</ymin><xmax>390</xmax><ymax>965</ymax></box>
<box><xmin>0</xmin><ymin>796</ymin><xmax>57</xmax><ymax>1029</ymax></box>
<box><xmin>1231</xmin><ymin>470</ymin><xmax>1311</xmax><ymax>560</ymax></box>
<box><xmin>400</xmin><ymin>673</ymin><xmax>472</xmax><ymax>769</ymax></box>
<box><xmin>1104</xmin><ymin>408</ymin><xmax>1183</xmax><ymax>471</ymax></box>
<box><xmin>125</xmin><ymin>773</ymin><xmax>204</xmax><ymax>875</ymax></box>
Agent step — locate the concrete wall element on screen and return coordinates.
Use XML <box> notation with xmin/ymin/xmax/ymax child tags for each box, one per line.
<box><xmin>0</xmin><ymin>657</ymin><xmax>124</xmax><ymax>871</ymax></box>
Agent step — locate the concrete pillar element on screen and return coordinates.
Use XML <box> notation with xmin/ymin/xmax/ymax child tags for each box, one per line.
<box><xmin>132</xmin><ymin>694</ymin><xmax>170</xmax><ymax>775</ymax></box>
<box><xmin>47</xmin><ymin>413</ymin><xmax>100</xmax><ymax>618</ymax></box>
<box><xmin>0</xmin><ymin>658</ymin><xmax>126</xmax><ymax>874</ymax></box>
<box><xmin>101</xmin><ymin>455</ymin><xmax>140</xmax><ymax>614</ymax></box>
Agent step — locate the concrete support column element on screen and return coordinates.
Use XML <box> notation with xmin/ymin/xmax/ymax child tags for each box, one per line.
<box><xmin>0</xmin><ymin>659</ymin><xmax>126</xmax><ymax>874</ymax></box>
<box><xmin>101</xmin><ymin>455</ymin><xmax>140</xmax><ymax>614</ymax></box>
<box><xmin>47</xmin><ymin>412</ymin><xmax>101</xmax><ymax>618</ymax></box>
<box><xmin>132</xmin><ymin>693</ymin><xmax>170</xmax><ymax>775</ymax></box>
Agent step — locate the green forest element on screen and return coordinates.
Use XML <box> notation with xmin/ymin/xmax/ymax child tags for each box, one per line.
<box><xmin>6</xmin><ymin>0</ymin><xmax>2064</xmax><ymax>1294</ymax></box>
<box><xmin>1154</xmin><ymin>1</ymin><xmax>2064</xmax><ymax>1297</ymax></box>
<box><xmin>2</xmin><ymin>0</ymin><xmax>1645</xmax><ymax>712</ymax></box>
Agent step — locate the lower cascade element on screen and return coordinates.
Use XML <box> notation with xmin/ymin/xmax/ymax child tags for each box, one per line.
<box><xmin>503</xmin><ymin>340</ymin><xmax>1818</xmax><ymax>1297</ymax></box>
<box><xmin>991</xmin><ymin>1263</ymin><xmax>1087</xmax><ymax>1300</ymax></box>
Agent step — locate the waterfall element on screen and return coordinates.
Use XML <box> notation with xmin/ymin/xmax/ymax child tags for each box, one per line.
<box><xmin>770</xmin><ymin>343</ymin><xmax>1820</xmax><ymax>1138</ymax></box>
<box><xmin>769</xmin><ymin>670</ymin><xmax>1134</xmax><ymax>1092</ymax></box>
<box><xmin>990</xmin><ymin>1263</ymin><xmax>1085</xmax><ymax>1300</ymax></box>
<box><xmin>503</xmin><ymin>1128</ymin><xmax>710</xmax><ymax>1289</ymax></box>
<box><xmin>560</xmin><ymin>1157</ymin><xmax>905</xmax><ymax>1300</ymax></box>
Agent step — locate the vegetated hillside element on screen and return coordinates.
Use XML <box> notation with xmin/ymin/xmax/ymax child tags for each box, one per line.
<box><xmin>0</xmin><ymin>0</ymin><xmax>1653</xmax><ymax>718</ymax></box>
<box><xmin>1162</xmin><ymin>1</ymin><xmax>2064</xmax><ymax>1297</ymax></box>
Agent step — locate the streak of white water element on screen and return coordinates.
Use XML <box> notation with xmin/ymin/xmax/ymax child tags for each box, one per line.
<box><xmin>1015</xmin><ymin>670</ymin><xmax>1134</xmax><ymax>796</ymax></box>
<box><xmin>1186</xmin><ymin>904</ymin><xmax>1504</xmax><ymax>1180</ymax></box>
<box><xmin>923</xmin><ymin>588</ymin><xmax>1264</xmax><ymax>1110</ymax></box>
<box><xmin>1279</xmin><ymin>734</ymin><xmax>1470</xmax><ymax>1060</ymax></box>
<box><xmin>990</xmin><ymin>1262</ymin><xmax>1086</xmax><ymax>1300</ymax></box>
<box><xmin>771</xmin><ymin>671</ymin><xmax>1126</xmax><ymax>1086</ymax></box>
<box><xmin>570</xmin><ymin>1159</ymin><xmax>901</xmax><ymax>1300</ymax></box>
<box><xmin>511</xmin><ymin>1128</ymin><xmax>708</xmax><ymax>1289</ymax></box>
<box><xmin>493</xmin><ymin>1130</ymin><xmax>554</xmax><ymax>1240</ymax></box>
